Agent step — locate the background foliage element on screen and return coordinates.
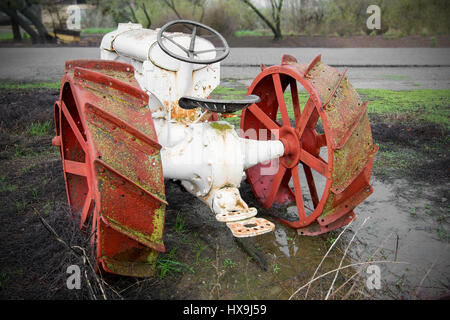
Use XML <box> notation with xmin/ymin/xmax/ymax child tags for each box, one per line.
<box><xmin>1</xmin><ymin>0</ymin><xmax>449</xmax><ymax>42</ymax></box>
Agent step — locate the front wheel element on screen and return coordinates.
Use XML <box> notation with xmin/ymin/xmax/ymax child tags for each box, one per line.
<box><xmin>241</xmin><ymin>54</ymin><xmax>378</xmax><ymax>235</ymax></box>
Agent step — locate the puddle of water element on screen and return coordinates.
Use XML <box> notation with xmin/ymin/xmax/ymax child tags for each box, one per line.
<box><xmin>212</xmin><ymin>221</ymin><xmax>348</xmax><ymax>299</ymax></box>
<box><xmin>273</xmin><ymin>227</ymin><xmax>299</xmax><ymax>258</ymax></box>
<box><xmin>348</xmin><ymin>177</ymin><xmax>450</xmax><ymax>298</ymax></box>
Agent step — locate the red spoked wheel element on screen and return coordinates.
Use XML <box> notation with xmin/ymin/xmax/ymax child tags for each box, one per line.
<box><xmin>53</xmin><ymin>60</ymin><xmax>166</xmax><ymax>276</ymax></box>
<box><xmin>241</xmin><ymin>55</ymin><xmax>378</xmax><ymax>235</ymax></box>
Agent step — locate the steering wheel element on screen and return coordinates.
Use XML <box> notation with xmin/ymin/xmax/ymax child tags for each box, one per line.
<box><xmin>156</xmin><ymin>20</ymin><xmax>230</xmax><ymax>65</ymax></box>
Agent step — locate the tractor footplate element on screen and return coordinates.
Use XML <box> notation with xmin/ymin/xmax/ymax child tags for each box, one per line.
<box><xmin>226</xmin><ymin>217</ymin><xmax>275</xmax><ymax>238</ymax></box>
<box><xmin>216</xmin><ymin>207</ymin><xmax>257</xmax><ymax>222</ymax></box>
<box><xmin>178</xmin><ymin>95</ymin><xmax>260</xmax><ymax>113</ymax></box>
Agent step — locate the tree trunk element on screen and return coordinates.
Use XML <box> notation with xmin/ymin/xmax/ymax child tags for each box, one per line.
<box><xmin>19</xmin><ymin>4</ymin><xmax>53</xmax><ymax>43</ymax></box>
<box><xmin>241</xmin><ymin>0</ymin><xmax>283</xmax><ymax>41</ymax></box>
<box><xmin>11</xmin><ymin>16</ymin><xmax>22</xmax><ymax>41</ymax></box>
<box><xmin>141</xmin><ymin>2</ymin><xmax>151</xmax><ymax>28</ymax></box>
<box><xmin>127</xmin><ymin>1</ymin><xmax>138</xmax><ymax>23</ymax></box>
<box><xmin>162</xmin><ymin>0</ymin><xmax>183</xmax><ymax>19</ymax></box>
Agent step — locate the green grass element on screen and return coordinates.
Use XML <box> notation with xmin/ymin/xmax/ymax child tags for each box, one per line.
<box><xmin>156</xmin><ymin>248</ymin><xmax>194</xmax><ymax>279</ymax></box>
<box><xmin>81</xmin><ymin>28</ymin><xmax>115</xmax><ymax>35</ymax></box>
<box><xmin>223</xmin><ymin>258</ymin><xmax>237</xmax><ymax>269</ymax></box>
<box><xmin>193</xmin><ymin>240</ymin><xmax>208</xmax><ymax>264</ymax></box>
<box><xmin>0</xmin><ymin>33</ymin><xmax>13</xmax><ymax>41</ymax></box>
<box><xmin>0</xmin><ymin>33</ymin><xmax>30</xmax><ymax>42</ymax></box>
<box><xmin>234</xmin><ymin>29</ymin><xmax>272</xmax><ymax>37</ymax></box>
<box><xmin>0</xmin><ymin>176</ymin><xmax>17</xmax><ymax>193</ymax></box>
<box><xmin>0</xmin><ymin>82</ymin><xmax>60</xmax><ymax>90</ymax></box>
<box><xmin>381</xmin><ymin>74</ymin><xmax>409</xmax><ymax>81</ymax></box>
<box><xmin>383</xmin><ymin>30</ymin><xmax>405</xmax><ymax>39</ymax></box>
<box><xmin>430</xmin><ymin>36</ymin><xmax>438</xmax><ymax>47</ymax></box>
<box><xmin>273</xmin><ymin>263</ymin><xmax>280</xmax><ymax>274</ymax></box>
<box><xmin>173</xmin><ymin>211</ymin><xmax>186</xmax><ymax>234</ymax></box>
<box><xmin>9</xmin><ymin>145</ymin><xmax>57</xmax><ymax>160</ymax></box>
<box><xmin>210</xmin><ymin>86</ymin><xmax>246</xmax><ymax>99</ymax></box>
<box><xmin>28</xmin><ymin>121</ymin><xmax>53</xmax><ymax>137</ymax></box>
<box><xmin>359</xmin><ymin>89</ymin><xmax>450</xmax><ymax>128</ymax></box>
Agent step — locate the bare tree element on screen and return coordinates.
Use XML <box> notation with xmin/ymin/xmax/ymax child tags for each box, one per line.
<box><xmin>161</xmin><ymin>0</ymin><xmax>207</xmax><ymax>22</ymax></box>
<box><xmin>0</xmin><ymin>0</ymin><xmax>53</xmax><ymax>43</ymax></box>
<box><xmin>162</xmin><ymin>0</ymin><xmax>183</xmax><ymax>19</ymax></box>
<box><xmin>189</xmin><ymin>0</ymin><xmax>206</xmax><ymax>22</ymax></box>
<box><xmin>141</xmin><ymin>2</ymin><xmax>152</xmax><ymax>28</ymax></box>
<box><xmin>11</xmin><ymin>16</ymin><xmax>22</xmax><ymax>41</ymax></box>
<box><xmin>241</xmin><ymin>0</ymin><xmax>284</xmax><ymax>40</ymax></box>
<box><xmin>18</xmin><ymin>0</ymin><xmax>53</xmax><ymax>42</ymax></box>
<box><xmin>127</xmin><ymin>1</ymin><xmax>138</xmax><ymax>23</ymax></box>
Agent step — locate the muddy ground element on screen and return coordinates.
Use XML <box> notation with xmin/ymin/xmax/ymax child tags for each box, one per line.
<box><xmin>0</xmin><ymin>86</ymin><xmax>448</xmax><ymax>300</ymax></box>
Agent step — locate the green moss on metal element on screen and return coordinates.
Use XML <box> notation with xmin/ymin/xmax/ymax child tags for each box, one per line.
<box><xmin>146</xmin><ymin>250</ymin><xmax>159</xmax><ymax>264</ymax></box>
<box><xmin>102</xmin><ymin>257</ymin><xmax>157</xmax><ymax>277</ymax></box>
<box><xmin>210</xmin><ymin>122</ymin><xmax>232</xmax><ymax>132</ymax></box>
<box><xmin>150</xmin><ymin>204</ymin><xmax>165</xmax><ymax>244</ymax></box>
<box><xmin>105</xmin><ymin>215</ymin><xmax>164</xmax><ymax>248</ymax></box>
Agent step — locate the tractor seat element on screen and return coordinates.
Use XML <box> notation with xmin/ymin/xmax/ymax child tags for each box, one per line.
<box><xmin>178</xmin><ymin>95</ymin><xmax>260</xmax><ymax>114</ymax></box>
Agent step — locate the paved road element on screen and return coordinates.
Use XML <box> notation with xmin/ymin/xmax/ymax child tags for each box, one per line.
<box><xmin>225</xmin><ymin>48</ymin><xmax>450</xmax><ymax>89</ymax></box>
<box><xmin>0</xmin><ymin>47</ymin><xmax>449</xmax><ymax>89</ymax></box>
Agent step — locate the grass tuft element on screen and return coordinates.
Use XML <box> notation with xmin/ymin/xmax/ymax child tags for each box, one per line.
<box><xmin>81</xmin><ymin>28</ymin><xmax>115</xmax><ymax>35</ymax></box>
<box><xmin>0</xmin><ymin>82</ymin><xmax>60</xmax><ymax>90</ymax></box>
<box><xmin>28</xmin><ymin>120</ymin><xmax>53</xmax><ymax>137</ymax></box>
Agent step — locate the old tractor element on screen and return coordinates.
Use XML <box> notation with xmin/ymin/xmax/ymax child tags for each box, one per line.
<box><xmin>52</xmin><ymin>20</ymin><xmax>378</xmax><ymax>276</ymax></box>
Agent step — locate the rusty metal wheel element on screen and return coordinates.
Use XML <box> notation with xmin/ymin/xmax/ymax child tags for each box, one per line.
<box><xmin>52</xmin><ymin>60</ymin><xmax>166</xmax><ymax>276</ymax></box>
<box><xmin>241</xmin><ymin>54</ymin><xmax>378</xmax><ymax>235</ymax></box>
